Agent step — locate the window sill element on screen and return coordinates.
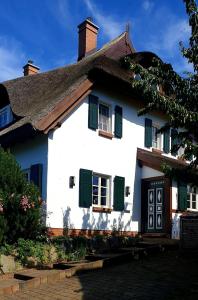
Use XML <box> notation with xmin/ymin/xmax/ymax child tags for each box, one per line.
<box><xmin>92</xmin><ymin>207</ymin><xmax>112</xmax><ymax>213</ymax></box>
<box><xmin>98</xmin><ymin>130</ymin><xmax>113</xmax><ymax>139</ymax></box>
<box><xmin>152</xmin><ymin>148</ymin><xmax>163</xmax><ymax>155</ymax></box>
<box><xmin>177</xmin><ymin>156</ymin><xmax>186</xmax><ymax>162</ymax></box>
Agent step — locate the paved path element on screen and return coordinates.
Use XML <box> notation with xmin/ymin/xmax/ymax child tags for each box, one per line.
<box><xmin>2</xmin><ymin>250</ymin><xmax>198</xmax><ymax>300</ymax></box>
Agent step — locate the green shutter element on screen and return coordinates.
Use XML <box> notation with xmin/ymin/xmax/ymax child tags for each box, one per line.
<box><xmin>114</xmin><ymin>106</ymin><xmax>123</xmax><ymax>138</ymax></box>
<box><xmin>145</xmin><ymin>118</ymin><xmax>152</xmax><ymax>148</ymax></box>
<box><xmin>30</xmin><ymin>164</ymin><xmax>43</xmax><ymax>194</ymax></box>
<box><xmin>88</xmin><ymin>95</ymin><xmax>98</xmax><ymax>130</ymax></box>
<box><xmin>79</xmin><ymin>169</ymin><xmax>92</xmax><ymax>208</ymax></box>
<box><xmin>171</xmin><ymin>129</ymin><xmax>178</xmax><ymax>156</ymax></box>
<box><xmin>163</xmin><ymin>128</ymin><xmax>170</xmax><ymax>153</ymax></box>
<box><xmin>113</xmin><ymin>176</ymin><xmax>125</xmax><ymax>211</ymax></box>
<box><xmin>178</xmin><ymin>181</ymin><xmax>187</xmax><ymax>211</ymax></box>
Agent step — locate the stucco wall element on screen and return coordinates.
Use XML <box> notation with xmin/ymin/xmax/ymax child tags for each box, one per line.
<box><xmin>46</xmin><ymin>88</ymin><xmax>171</xmax><ymax>232</ymax></box>
<box><xmin>142</xmin><ymin>166</ymin><xmax>163</xmax><ymax>179</ymax></box>
<box><xmin>11</xmin><ymin>135</ymin><xmax>48</xmax><ymax>201</ymax></box>
<box><xmin>171</xmin><ymin>180</ymin><xmax>181</xmax><ymax>239</ymax></box>
<box><xmin>8</xmin><ymin>87</ymin><xmax>186</xmax><ymax>237</ymax></box>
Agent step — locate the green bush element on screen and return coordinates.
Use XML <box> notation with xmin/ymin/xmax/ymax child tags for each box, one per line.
<box><xmin>0</xmin><ymin>147</ymin><xmax>45</xmax><ymax>244</ymax></box>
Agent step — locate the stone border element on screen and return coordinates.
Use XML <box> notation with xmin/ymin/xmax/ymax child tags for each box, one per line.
<box><xmin>0</xmin><ymin>243</ymin><xmax>172</xmax><ymax>296</ymax></box>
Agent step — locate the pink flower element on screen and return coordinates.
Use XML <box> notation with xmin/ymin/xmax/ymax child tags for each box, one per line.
<box><xmin>0</xmin><ymin>203</ymin><xmax>4</xmax><ymax>213</ymax></box>
<box><xmin>20</xmin><ymin>195</ymin><xmax>31</xmax><ymax>211</ymax></box>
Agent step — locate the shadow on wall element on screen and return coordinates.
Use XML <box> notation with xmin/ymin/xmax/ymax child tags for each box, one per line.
<box><xmin>131</xmin><ymin>162</ymin><xmax>142</xmax><ymax>224</ymax></box>
<box><xmin>172</xmin><ymin>214</ymin><xmax>180</xmax><ymax>239</ymax></box>
<box><xmin>62</xmin><ymin>206</ymin><xmax>133</xmax><ymax>235</ymax></box>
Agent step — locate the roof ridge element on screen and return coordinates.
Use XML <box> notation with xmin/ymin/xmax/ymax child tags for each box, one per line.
<box><xmin>2</xmin><ymin>31</ymin><xmax>133</xmax><ymax>85</ymax></box>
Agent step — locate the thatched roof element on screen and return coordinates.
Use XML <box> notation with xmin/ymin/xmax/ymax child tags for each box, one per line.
<box><xmin>0</xmin><ymin>31</ymin><xmax>136</xmax><ymax>139</ymax></box>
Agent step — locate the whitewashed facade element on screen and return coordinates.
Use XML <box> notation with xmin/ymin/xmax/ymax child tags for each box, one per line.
<box><xmin>10</xmin><ymin>87</ymin><xmax>184</xmax><ymax>238</ymax></box>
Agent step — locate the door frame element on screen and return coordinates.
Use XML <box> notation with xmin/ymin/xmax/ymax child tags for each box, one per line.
<box><xmin>141</xmin><ymin>176</ymin><xmax>172</xmax><ymax>235</ymax></box>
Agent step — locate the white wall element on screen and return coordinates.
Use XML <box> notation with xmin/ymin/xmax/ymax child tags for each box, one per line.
<box><xmin>171</xmin><ymin>180</ymin><xmax>181</xmax><ymax>239</ymax></box>
<box><xmin>46</xmin><ymin>88</ymin><xmax>172</xmax><ymax>232</ymax></box>
<box><xmin>142</xmin><ymin>166</ymin><xmax>163</xmax><ymax>179</ymax></box>
<box><xmin>9</xmin><ymin>88</ymin><xmax>184</xmax><ymax>237</ymax></box>
<box><xmin>11</xmin><ymin>135</ymin><xmax>48</xmax><ymax>201</ymax></box>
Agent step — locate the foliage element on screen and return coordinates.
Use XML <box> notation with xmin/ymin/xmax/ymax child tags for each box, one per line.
<box><xmin>0</xmin><ymin>147</ymin><xmax>45</xmax><ymax>244</ymax></box>
<box><xmin>0</xmin><ymin>235</ymin><xmax>140</xmax><ymax>267</ymax></box>
<box><xmin>16</xmin><ymin>239</ymin><xmax>61</xmax><ymax>265</ymax></box>
<box><xmin>51</xmin><ymin>236</ymin><xmax>88</xmax><ymax>261</ymax></box>
<box><xmin>0</xmin><ymin>243</ymin><xmax>15</xmax><ymax>256</ymax></box>
<box><xmin>123</xmin><ymin>0</ymin><xmax>198</xmax><ymax>182</ymax></box>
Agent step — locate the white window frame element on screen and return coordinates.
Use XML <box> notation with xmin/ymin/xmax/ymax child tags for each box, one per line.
<box><xmin>152</xmin><ymin>123</ymin><xmax>161</xmax><ymax>150</ymax></box>
<box><xmin>187</xmin><ymin>185</ymin><xmax>198</xmax><ymax>211</ymax></box>
<box><xmin>92</xmin><ymin>173</ymin><xmax>111</xmax><ymax>208</ymax></box>
<box><xmin>98</xmin><ymin>102</ymin><xmax>112</xmax><ymax>133</ymax></box>
<box><xmin>0</xmin><ymin>105</ymin><xmax>13</xmax><ymax>128</ymax></box>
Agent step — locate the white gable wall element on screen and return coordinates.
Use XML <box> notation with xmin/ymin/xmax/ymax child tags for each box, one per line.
<box><xmin>46</xmin><ymin>88</ymin><xmax>168</xmax><ymax>232</ymax></box>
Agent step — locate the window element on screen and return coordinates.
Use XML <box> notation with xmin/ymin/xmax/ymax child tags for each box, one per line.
<box><xmin>23</xmin><ymin>169</ymin><xmax>30</xmax><ymax>182</ymax></box>
<box><xmin>187</xmin><ymin>185</ymin><xmax>198</xmax><ymax>210</ymax></box>
<box><xmin>99</xmin><ymin>103</ymin><xmax>111</xmax><ymax>133</ymax></box>
<box><xmin>0</xmin><ymin>105</ymin><xmax>13</xmax><ymax>128</ymax></box>
<box><xmin>152</xmin><ymin>125</ymin><xmax>161</xmax><ymax>149</ymax></box>
<box><xmin>145</xmin><ymin>118</ymin><xmax>162</xmax><ymax>150</ymax></box>
<box><xmin>92</xmin><ymin>174</ymin><xmax>110</xmax><ymax>207</ymax></box>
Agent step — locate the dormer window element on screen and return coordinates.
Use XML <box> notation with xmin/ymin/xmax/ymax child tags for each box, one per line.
<box><xmin>0</xmin><ymin>105</ymin><xmax>13</xmax><ymax>128</ymax></box>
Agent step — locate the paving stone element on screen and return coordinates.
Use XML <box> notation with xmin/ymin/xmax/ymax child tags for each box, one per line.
<box><xmin>1</xmin><ymin>251</ymin><xmax>198</xmax><ymax>300</ymax></box>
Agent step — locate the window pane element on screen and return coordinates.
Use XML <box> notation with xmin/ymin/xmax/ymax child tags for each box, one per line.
<box><xmin>99</xmin><ymin>103</ymin><xmax>110</xmax><ymax>132</ymax></box>
<box><xmin>92</xmin><ymin>174</ymin><xmax>110</xmax><ymax>207</ymax></box>
<box><xmin>93</xmin><ymin>176</ymin><xmax>99</xmax><ymax>186</ymax></box>
<box><xmin>103</xmin><ymin>124</ymin><xmax>108</xmax><ymax>132</ymax></box>
<box><xmin>93</xmin><ymin>187</ymin><xmax>98</xmax><ymax>195</ymax></box>
<box><xmin>101</xmin><ymin>187</ymin><xmax>107</xmax><ymax>196</ymax></box>
<box><xmin>152</xmin><ymin>126</ymin><xmax>161</xmax><ymax>149</ymax></box>
<box><xmin>192</xmin><ymin>201</ymin><xmax>196</xmax><ymax>209</ymax></box>
<box><xmin>101</xmin><ymin>197</ymin><xmax>106</xmax><ymax>206</ymax></box>
<box><xmin>192</xmin><ymin>194</ymin><xmax>196</xmax><ymax>202</ymax></box>
<box><xmin>101</xmin><ymin>178</ymin><xmax>107</xmax><ymax>187</ymax></box>
<box><xmin>93</xmin><ymin>195</ymin><xmax>98</xmax><ymax>205</ymax></box>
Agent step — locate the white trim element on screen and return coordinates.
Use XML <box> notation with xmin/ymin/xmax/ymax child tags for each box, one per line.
<box><xmin>151</xmin><ymin>123</ymin><xmax>162</xmax><ymax>150</ymax></box>
<box><xmin>92</xmin><ymin>172</ymin><xmax>111</xmax><ymax>208</ymax></box>
<box><xmin>98</xmin><ymin>102</ymin><xmax>112</xmax><ymax>133</ymax></box>
<box><xmin>187</xmin><ymin>185</ymin><xmax>198</xmax><ymax>211</ymax></box>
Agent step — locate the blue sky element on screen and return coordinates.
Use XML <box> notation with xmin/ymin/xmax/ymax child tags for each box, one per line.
<box><xmin>0</xmin><ymin>0</ymin><xmax>193</xmax><ymax>82</ymax></box>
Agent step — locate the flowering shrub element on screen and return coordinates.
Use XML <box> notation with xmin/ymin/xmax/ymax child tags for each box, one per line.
<box><xmin>20</xmin><ymin>195</ymin><xmax>32</xmax><ymax>211</ymax></box>
<box><xmin>0</xmin><ymin>147</ymin><xmax>46</xmax><ymax>244</ymax></box>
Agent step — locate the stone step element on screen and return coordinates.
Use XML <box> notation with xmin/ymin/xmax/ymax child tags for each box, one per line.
<box><xmin>0</xmin><ymin>278</ymin><xmax>21</xmax><ymax>295</ymax></box>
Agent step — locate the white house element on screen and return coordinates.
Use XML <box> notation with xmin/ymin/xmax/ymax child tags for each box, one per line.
<box><xmin>0</xmin><ymin>18</ymin><xmax>194</xmax><ymax>239</ymax></box>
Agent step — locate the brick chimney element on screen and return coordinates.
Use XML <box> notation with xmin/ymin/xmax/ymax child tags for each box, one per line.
<box><xmin>78</xmin><ymin>18</ymin><xmax>99</xmax><ymax>61</ymax></box>
<box><xmin>23</xmin><ymin>60</ymin><xmax>40</xmax><ymax>76</ymax></box>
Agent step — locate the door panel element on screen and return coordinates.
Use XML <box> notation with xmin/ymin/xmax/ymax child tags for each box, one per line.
<box><xmin>156</xmin><ymin>188</ymin><xmax>163</xmax><ymax>229</ymax></box>
<box><xmin>148</xmin><ymin>189</ymin><xmax>155</xmax><ymax>230</ymax></box>
<box><xmin>145</xmin><ymin>180</ymin><xmax>164</xmax><ymax>232</ymax></box>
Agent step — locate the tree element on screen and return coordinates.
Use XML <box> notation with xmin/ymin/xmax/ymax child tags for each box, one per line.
<box><xmin>123</xmin><ymin>0</ymin><xmax>198</xmax><ymax>182</ymax></box>
<box><xmin>0</xmin><ymin>147</ymin><xmax>44</xmax><ymax>244</ymax></box>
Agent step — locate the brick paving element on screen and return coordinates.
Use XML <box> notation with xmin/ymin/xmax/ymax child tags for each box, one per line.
<box><xmin>2</xmin><ymin>250</ymin><xmax>198</xmax><ymax>300</ymax></box>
